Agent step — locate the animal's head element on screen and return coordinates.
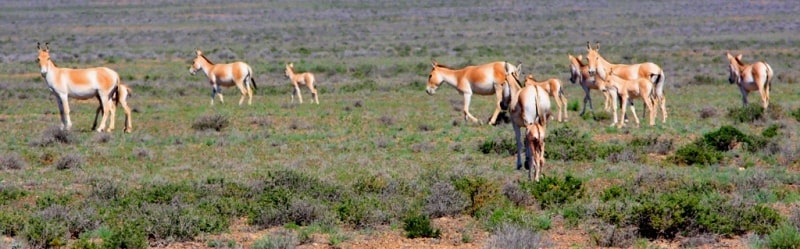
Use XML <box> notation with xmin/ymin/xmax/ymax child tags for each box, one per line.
<box><xmin>426</xmin><ymin>59</ymin><xmax>444</xmax><ymax>95</ymax></box>
<box><xmin>585</xmin><ymin>41</ymin><xmax>602</xmax><ymax>77</ymax></box>
<box><xmin>36</xmin><ymin>42</ymin><xmax>51</xmax><ymax>75</ymax></box>
<box><xmin>285</xmin><ymin>63</ymin><xmax>294</xmax><ymax>78</ymax></box>
<box><xmin>568</xmin><ymin>54</ymin><xmax>582</xmax><ymax>84</ymax></box>
<box><xmin>524</xmin><ymin>74</ymin><xmax>536</xmax><ymax>86</ymax></box>
<box><xmin>504</xmin><ymin>62</ymin><xmax>523</xmax><ymax>87</ymax></box>
<box><xmin>189</xmin><ymin>49</ymin><xmax>206</xmax><ymax>75</ymax></box>
<box><xmin>725</xmin><ymin>52</ymin><xmax>742</xmax><ymax>84</ymax></box>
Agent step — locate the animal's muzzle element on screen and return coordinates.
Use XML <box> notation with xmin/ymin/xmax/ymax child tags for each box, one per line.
<box><xmin>426</xmin><ymin>88</ymin><xmax>436</xmax><ymax>95</ymax></box>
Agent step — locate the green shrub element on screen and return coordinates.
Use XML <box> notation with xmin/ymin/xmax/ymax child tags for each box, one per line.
<box><xmin>0</xmin><ymin>208</ymin><xmax>26</xmax><ymax>236</ymax></box>
<box><xmin>21</xmin><ymin>215</ymin><xmax>68</xmax><ymax>249</ymax></box>
<box><xmin>0</xmin><ymin>153</ymin><xmax>27</xmax><ymax>170</ymax></box>
<box><xmin>728</xmin><ymin>104</ymin><xmax>764</xmax><ymax>122</ymax></box>
<box><xmin>104</xmin><ymin>221</ymin><xmax>147</xmax><ymax>249</ymax></box>
<box><xmin>762</xmin><ymin>124</ymin><xmax>780</xmax><ymax>138</ymax></box>
<box><xmin>403</xmin><ymin>214</ymin><xmax>440</xmax><ymax>239</ymax></box>
<box><xmin>522</xmin><ymin>175</ymin><xmax>584</xmax><ymax>209</ymax></box>
<box><xmin>478</xmin><ymin>137</ymin><xmax>516</xmax><ymax>155</ymax></box>
<box><xmin>744</xmin><ymin>205</ymin><xmax>784</xmax><ymax>235</ymax></box>
<box><xmin>671</xmin><ymin>140</ymin><xmax>724</xmax><ymax>166</ymax></box>
<box><xmin>545</xmin><ymin>126</ymin><xmax>598</xmax><ymax>161</ymax></box>
<box><xmin>766</xmin><ymin>224</ymin><xmax>800</xmax><ymax>249</ymax></box>
<box><xmin>702</xmin><ymin>125</ymin><xmax>751</xmax><ymax>151</ymax></box>
<box><xmin>452</xmin><ymin>175</ymin><xmax>501</xmax><ymax>216</ymax></box>
<box><xmin>335</xmin><ymin>196</ymin><xmax>381</xmax><ymax>228</ymax></box>
<box><xmin>633</xmin><ymin>191</ymin><xmax>701</xmax><ymax>239</ymax></box>
<box><xmin>791</xmin><ymin>108</ymin><xmax>800</xmax><ymax>122</ymax></box>
<box><xmin>601</xmin><ymin>185</ymin><xmax>627</xmax><ymax>202</ymax></box>
<box><xmin>0</xmin><ymin>185</ymin><xmax>27</xmax><ymax>205</ymax></box>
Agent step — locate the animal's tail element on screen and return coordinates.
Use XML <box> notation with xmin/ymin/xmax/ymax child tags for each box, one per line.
<box><xmin>654</xmin><ymin>70</ymin><xmax>665</xmax><ymax>98</ymax></box>
<box><xmin>765</xmin><ymin>62</ymin><xmax>773</xmax><ymax>94</ymax></box>
<box><xmin>249</xmin><ymin>66</ymin><xmax>258</xmax><ymax>91</ymax></box>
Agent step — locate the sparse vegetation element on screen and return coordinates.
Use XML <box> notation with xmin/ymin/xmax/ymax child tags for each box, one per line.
<box><xmin>0</xmin><ymin>1</ymin><xmax>798</xmax><ymax>248</ymax></box>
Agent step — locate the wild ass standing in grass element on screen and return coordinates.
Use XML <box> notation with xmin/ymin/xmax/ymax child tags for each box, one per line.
<box><xmin>508</xmin><ymin>73</ymin><xmax>550</xmax><ymax>182</ymax></box>
<box><xmin>596</xmin><ymin>68</ymin><xmax>657</xmax><ymax>128</ymax></box>
<box><xmin>426</xmin><ymin>59</ymin><xmax>520</xmax><ymax>125</ymax></box>
<box><xmin>285</xmin><ymin>63</ymin><xmax>319</xmax><ymax>104</ymax></box>
<box><xmin>585</xmin><ymin>42</ymin><xmax>667</xmax><ymax>124</ymax></box>
<box><xmin>37</xmin><ymin>42</ymin><xmax>119</xmax><ymax>132</ymax></box>
<box><xmin>568</xmin><ymin>54</ymin><xmax>612</xmax><ymax>116</ymax></box>
<box><xmin>726</xmin><ymin>52</ymin><xmax>773</xmax><ymax>110</ymax></box>
<box><xmin>523</xmin><ymin>73</ymin><xmax>568</xmax><ymax>122</ymax></box>
<box><xmin>93</xmin><ymin>83</ymin><xmax>133</xmax><ymax>133</ymax></box>
<box><xmin>189</xmin><ymin>49</ymin><xmax>257</xmax><ymax>106</ymax></box>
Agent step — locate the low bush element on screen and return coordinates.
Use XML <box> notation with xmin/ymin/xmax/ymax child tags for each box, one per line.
<box><xmin>252</xmin><ymin>229</ymin><xmax>298</xmax><ymax>249</ymax></box>
<box><xmin>55</xmin><ymin>154</ymin><xmax>84</xmax><ymax>170</ymax></box>
<box><xmin>486</xmin><ymin>223</ymin><xmax>551</xmax><ymax>249</ymax></box>
<box><xmin>30</xmin><ymin>126</ymin><xmax>75</xmax><ymax>147</ymax></box>
<box><xmin>522</xmin><ymin>174</ymin><xmax>584</xmax><ymax>209</ymax></box>
<box><xmin>545</xmin><ymin>126</ymin><xmax>598</xmax><ymax>161</ymax></box>
<box><xmin>728</xmin><ymin>104</ymin><xmax>764</xmax><ymax>122</ymax></box>
<box><xmin>452</xmin><ymin>175</ymin><xmax>501</xmax><ymax>216</ymax></box>
<box><xmin>589</xmin><ymin>223</ymin><xmax>637</xmax><ymax>248</ymax></box>
<box><xmin>192</xmin><ymin>114</ymin><xmax>229</xmax><ymax>131</ymax></box>
<box><xmin>104</xmin><ymin>221</ymin><xmax>148</xmax><ymax>249</ymax></box>
<box><xmin>424</xmin><ymin>181</ymin><xmax>468</xmax><ymax>218</ymax></box>
<box><xmin>478</xmin><ymin>137</ymin><xmax>515</xmax><ymax>155</ymax></box>
<box><xmin>0</xmin><ymin>153</ymin><xmax>26</xmax><ymax>170</ymax></box>
<box><xmin>403</xmin><ymin>214</ymin><xmax>440</xmax><ymax>239</ymax></box>
<box><xmin>766</xmin><ymin>224</ymin><xmax>800</xmax><ymax>249</ymax></box>
<box><xmin>791</xmin><ymin>107</ymin><xmax>800</xmax><ymax>122</ymax></box>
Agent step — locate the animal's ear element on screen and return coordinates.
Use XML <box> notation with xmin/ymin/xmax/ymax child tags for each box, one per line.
<box><xmin>37</xmin><ymin>42</ymin><xmax>41</xmax><ymax>50</ymax></box>
<box><xmin>431</xmin><ymin>59</ymin><xmax>438</xmax><ymax>67</ymax></box>
<box><xmin>736</xmin><ymin>54</ymin><xmax>743</xmax><ymax>61</ymax></box>
<box><xmin>526</xmin><ymin>74</ymin><xmax>534</xmax><ymax>80</ymax></box>
<box><xmin>577</xmin><ymin>54</ymin><xmax>583</xmax><ymax>60</ymax></box>
<box><xmin>595</xmin><ymin>41</ymin><xmax>600</xmax><ymax>51</ymax></box>
<box><xmin>586</xmin><ymin>41</ymin><xmax>591</xmax><ymax>50</ymax></box>
<box><xmin>44</xmin><ymin>42</ymin><xmax>49</xmax><ymax>51</ymax></box>
<box><xmin>195</xmin><ymin>49</ymin><xmax>202</xmax><ymax>56</ymax></box>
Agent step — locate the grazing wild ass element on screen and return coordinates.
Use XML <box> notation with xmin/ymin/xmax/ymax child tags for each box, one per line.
<box><xmin>425</xmin><ymin>59</ymin><xmax>521</xmax><ymax>125</ymax></box>
<box><xmin>596</xmin><ymin>68</ymin><xmax>657</xmax><ymax>128</ymax></box>
<box><xmin>37</xmin><ymin>42</ymin><xmax>119</xmax><ymax>132</ymax></box>
<box><xmin>508</xmin><ymin>72</ymin><xmax>551</xmax><ymax>181</ymax></box>
<box><xmin>726</xmin><ymin>52</ymin><xmax>773</xmax><ymax>110</ymax></box>
<box><xmin>585</xmin><ymin>42</ymin><xmax>667</xmax><ymax>123</ymax></box>
<box><xmin>523</xmin><ymin>73</ymin><xmax>568</xmax><ymax>122</ymax></box>
<box><xmin>568</xmin><ymin>54</ymin><xmax>612</xmax><ymax>116</ymax></box>
<box><xmin>189</xmin><ymin>49</ymin><xmax>257</xmax><ymax>106</ymax></box>
<box><xmin>285</xmin><ymin>63</ymin><xmax>319</xmax><ymax>104</ymax></box>
<box><xmin>93</xmin><ymin>83</ymin><xmax>133</xmax><ymax>133</ymax></box>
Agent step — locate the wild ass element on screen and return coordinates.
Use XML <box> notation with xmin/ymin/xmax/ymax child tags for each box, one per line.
<box><xmin>285</xmin><ymin>62</ymin><xmax>319</xmax><ymax>104</ymax></box>
<box><xmin>508</xmin><ymin>72</ymin><xmax>551</xmax><ymax>182</ymax></box>
<box><xmin>596</xmin><ymin>69</ymin><xmax>657</xmax><ymax>128</ymax></box>
<box><xmin>523</xmin><ymin>73</ymin><xmax>568</xmax><ymax>123</ymax></box>
<box><xmin>726</xmin><ymin>52</ymin><xmax>773</xmax><ymax>110</ymax></box>
<box><xmin>189</xmin><ymin>49</ymin><xmax>257</xmax><ymax>106</ymax></box>
<box><xmin>568</xmin><ymin>54</ymin><xmax>611</xmax><ymax>116</ymax></box>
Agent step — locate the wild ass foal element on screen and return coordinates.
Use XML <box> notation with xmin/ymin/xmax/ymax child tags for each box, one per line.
<box><xmin>285</xmin><ymin>62</ymin><xmax>319</xmax><ymax>104</ymax></box>
<box><xmin>93</xmin><ymin>83</ymin><xmax>133</xmax><ymax>133</ymax></box>
<box><xmin>508</xmin><ymin>73</ymin><xmax>551</xmax><ymax>182</ymax></box>
<box><xmin>726</xmin><ymin>52</ymin><xmax>773</xmax><ymax>110</ymax></box>
<box><xmin>36</xmin><ymin>42</ymin><xmax>119</xmax><ymax>132</ymax></box>
<box><xmin>597</xmin><ymin>69</ymin><xmax>657</xmax><ymax>128</ymax></box>
<box><xmin>523</xmin><ymin>73</ymin><xmax>568</xmax><ymax>122</ymax></box>
<box><xmin>426</xmin><ymin>60</ymin><xmax>520</xmax><ymax>125</ymax></box>
<box><xmin>189</xmin><ymin>49</ymin><xmax>257</xmax><ymax>106</ymax></box>
<box><xmin>568</xmin><ymin>54</ymin><xmax>612</xmax><ymax>116</ymax></box>
<box><xmin>585</xmin><ymin>42</ymin><xmax>667</xmax><ymax>123</ymax></box>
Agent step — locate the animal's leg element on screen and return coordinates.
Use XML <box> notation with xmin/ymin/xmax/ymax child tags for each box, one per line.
<box><xmin>534</xmin><ymin>139</ymin><xmax>544</xmax><ymax>182</ymax></box>
<box><xmin>628</xmin><ymin>96</ymin><xmax>640</xmax><ymax>127</ymax></box>
<box><xmin>580</xmin><ymin>91</ymin><xmax>590</xmax><ymax>116</ymax></box>
<box><xmin>462</xmin><ymin>93</ymin><xmax>480</xmax><ymax>124</ymax></box>
<box><xmin>56</xmin><ymin>94</ymin><xmax>72</xmax><ymax>130</ymax></box>
<box><xmin>561</xmin><ymin>94</ymin><xmax>568</xmax><ymax>121</ymax></box>
<box><xmin>246</xmin><ymin>77</ymin><xmax>253</xmax><ymax>105</ymax></box>
<box><xmin>488</xmin><ymin>84</ymin><xmax>504</xmax><ymax>125</ymax></box>
<box><xmin>237</xmin><ymin>83</ymin><xmax>247</xmax><ymax>106</ymax></box>
<box><xmin>107</xmin><ymin>100</ymin><xmax>117</xmax><ymax>132</ymax></box>
<box><xmin>740</xmin><ymin>87</ymin><xmax>749</xmax><ymax>107</ymax></box>
<box><xmin>295</xmin><ymin>83</ymin><xmax>304</xmax><ymax>104</ymax></box>
<box><xmin>96</xmin><ymin>94</ymin><xmax>111</xmax><ymax>132</ymax></box>
<box><xmin>210</xmin><ymin>87</ymin><xmax>216</xmax><ymax>106</ymax></box>
<box><xmin>120</xmin><ymin>95</ymin><xmax>132</xmax><ymax>133</ymax></box>
<box><xmin>216</xmin><ymin>85</ymin><xmax>224</xmax><ymax>104</ymax></box>
<box><xmin>514</xmin><ymin>125</ymin><xmax>524</xmax><ymax>170</ymax></box>
<box><xmin>617</xmin><ymin>95</ymin><xmax>629</xmax><ymax>128</ymax></box>
<box><xmin>602</xmin><ymin>91</ymin><xmax>612</xmax><ymax>112</ymax></box>
<box><xmin>310</xmin><ymin>85</ymin><xmax>319</xmax><ymax>105</ymax></box>
<box><xmin>659</xmin><ymin>95</ymin><xmax>667</xmax><ymax>123</ymax></box>
<box><xmin>609</xmin><ymin>91</ymin><xmax>619</xmax><ymax>126</ymax></box>
<box><xmin>758</xmin><ymin>87</ymin><xmax>768</xmax><ymax>110</ymax></box>
<box><xmin>92</xmin><ymin>105</ymin><xmax>102</xmax><ymax>131</ymax></box>
<box><xmin>646</xmin><ymin>96</ymin><xmax>656</xmax><ymax>126</ymax></box>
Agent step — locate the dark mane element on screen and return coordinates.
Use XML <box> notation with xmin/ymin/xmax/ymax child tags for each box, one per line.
<box><xmin>434</xmin><ymin>63</ymin><xmax>455</xmax><ymax>69</ymax></box>
<box><xmin>200</xmin><ymin>54</ymin><xmax>214</xmax><ymax>65</ymax></box>
<box><xmin>732</xmin><ymin>56</ymin><xmax>744</xmax><ymax>66</ymax></box>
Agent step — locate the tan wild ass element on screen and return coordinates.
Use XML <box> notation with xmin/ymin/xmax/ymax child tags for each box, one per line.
<box><xmin>93</xmin><ymin>83</ymin><xmax>133</xmax><ymax>133</ymax></box>
<box><xmin>568</xmin><ymin>54</ymin><xmax>612</xmax><ymax>116</ymax></box>
<box><xmin>189</xmin><ymin>49</ymin><xmax>257</xmax><ymax>106</ymax></box>
<box><xmin>37</xmin><ymin>42</ymin><xmax>119</xmax><ymax>132</ymax></box>
<box><xmin>508</xmin><ymin>75</ymin><xmax>551</xmax><ymax>181</ymax></box>
<box><xmin>596</xmin><ymin>69</ymin><xmax>657</xmax><ymax>128</ymax></box>
<box><xmin>585</xmin><ymin>42</ymin><xmax>667</xmax><ymax>123</ymax></box>
<box><xmin>726</xmin><ymin>52</ymin><xmax>773</xmax><ymax>110</ymax></box>
<box><xmin>285</xmin><ymin>63</ymin><xmax>319</xmax><ymax>104</ymax></box>
<box><xmin>523</xmin><ymin>74</ymin><xmax>568</xmax><ymax>123</ymax></box>
<box><xmin>426</xmin><ymin>60</ymin><xmax>520</xmax><ymax>125</ymax></box>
